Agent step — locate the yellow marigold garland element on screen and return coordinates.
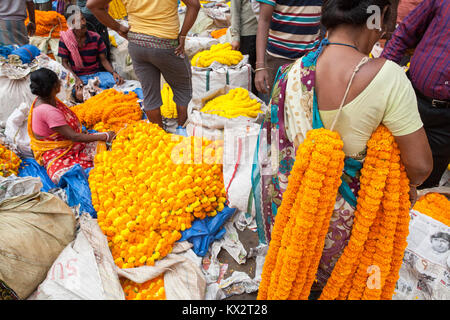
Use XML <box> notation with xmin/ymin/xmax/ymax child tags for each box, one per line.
<box><xmin>201</xmin><ymin>88</ymin><xmax>263</xmax><ymax>119</ymax></box>
<box><xmin>191</xmin><ymin>43</ymin><xmax>243</xmax><ymax>68</ymax></box>
<box><xmin>121</xmin><ymin>276</ymin><xmax>165</xmax><ymax>300</ymax></box>
<box><xmin>0</xmin><ymin>144</ymin><xmax>21</xmax><ymax>177</ymax></box>
<box><xmin>257</xmin><ymin>128</ymin><xmax>345</xmax><ymax>300</ymax></box>
<box><xmin>160</xmin><ymin>83</ymin><xmax>178</xmax><ymax>119</ymax></box>
<box><xmin>413</xmin><ymin>193</ymin><xmax>450</xmax><ymax>226</ymax></box>
<box><xmin>319</xmin><ymin>125</ymin><xmax>411</xmax><ymax>300</ymax></box>
<box><xmin>89</xmin><ymin>121</ymin><xmax>226</xmax><ymax>269</ymax></box>
<box><xmin>71</xmin><ymin>89</ymin><xmax>142</xmax><ymax>133</ymax></box>
<box><xmin>108</xmin><ymin>0</ymin><xmax>128</xmax><ymax>20</ymax></box>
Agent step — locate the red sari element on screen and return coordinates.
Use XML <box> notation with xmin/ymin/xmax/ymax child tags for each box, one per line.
<box><xmin>28</xmin><ymin>98</ymin><xmax>103</xmax><ymax>184</ymax></box>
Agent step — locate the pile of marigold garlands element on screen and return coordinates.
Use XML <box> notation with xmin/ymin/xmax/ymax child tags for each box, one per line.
<box><xmin>26</xmin><ymin>10</ymin><xmax>68</xmax><ymax>38</ymax></box>
<box><xmin>0</xmin><ymin>144</ymin><xmax>21</xmax><ymax>177</ymax></box>
<box><xmin>201</xmin><ymin>88</ymin><xmax>263</xmax><ymax>119</ymax></box>
<box><xmin>71</xmin><ymin>89</ymin><xmax>142</xmax><ymax>133</ymax></box>
<box><xmin>191</xmin><ymin>43</ymin><xmax>243</xmax><ymax>68</ymax></box>
<box><xmin>258</xmin><ymin>125</ymin><xmax>411</xmax><ymax>300</ymax></box>
<box><xmin>413</xmin><ymin>193</ymin><xmax>450</xmax><ymax>226</ymax></box>
<box><xmin>89</xmin><ymin>121</ymin><xmax>226</xmax><ymax>271</ymax></box>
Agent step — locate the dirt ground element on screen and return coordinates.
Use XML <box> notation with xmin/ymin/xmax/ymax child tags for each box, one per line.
<box><xmin>219</xmin><ymin>227</ymin><xmax>260</xmax><ymax>300</ymax></box>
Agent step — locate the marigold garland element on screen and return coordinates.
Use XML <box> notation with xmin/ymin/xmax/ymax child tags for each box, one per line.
<box><xmin>413</xmin><ymin>193</ymin><xmax>450</xmax><ymax>226</ymax></box>
<box><xmin>211</xmin><ymin>28</ymin><xmax>228</xmax><ymax>39</ymax></box>
<box><xmin>201</xmin><ymin>88</ymin><xmax>262</xmax><ymax>119</ymax></box>
<box><xmin>257</xmin><ymin>128</ymin><xmax>345</xmax><ymax>300</ymax></box>
<box><xmin>0</xmin><ymin>144</ymin><xmax>21</xmax><ymax>177</ymax></box>
<box><xmin>191</xmin><ymin>43</ymin><xmax>243</xmax><ymax>68</ymax></box>
<box><xmin>160</xmin><ymin>83</ymin><xmax>178</xmax><ymax>119</ymax></box>
<box><xmin>319</xmin><ymin>125</ymin><xmax>411</xmax><ymax>300</ymax></box>
<box><xmin>108</xmin><ymin>0</ymin><xmax>128</xmax><ymax>20</ymax></box>
<box><xmin>26</xmin><ymin>10</ymin><xmax>68</xmax><ymax>38</ymax></box>
<box><xmin>71</xmin><ymin>89</ymin><xmax>142</xmax><ymax>133</ymax></box>
<box><xmin>258</xmin><ymin>125</ymin><xmax>411</xmax><ymax>300</ymax></box>
<box><xmin>121</xmin><ymin>276</ymin><xmax>165</xmax><ymax>300</ymax></box>
<box><xmin>89</xmin><ymin>121</ymin><xmax>226</xmax><ymax>269</ymax></box>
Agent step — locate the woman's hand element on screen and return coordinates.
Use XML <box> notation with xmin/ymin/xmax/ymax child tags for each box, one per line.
<box><xmin>107</xmin><ymin>131</ymin><xmax>116</xmax><ymax>143</ymax></box>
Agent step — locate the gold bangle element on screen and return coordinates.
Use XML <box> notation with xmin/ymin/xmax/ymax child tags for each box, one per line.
<box><xmin>255</xmin><ymin>67</ymin><xmax>268</xmax><ymax>72</ymax></box>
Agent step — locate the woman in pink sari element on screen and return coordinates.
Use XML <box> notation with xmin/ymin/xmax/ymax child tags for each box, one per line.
<box><xmin>28</xmin><ymin>68</ymin><xmax>114</xmax><ymax>184</ymax></box>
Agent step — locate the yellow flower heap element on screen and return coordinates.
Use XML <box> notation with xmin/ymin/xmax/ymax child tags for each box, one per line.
<box><xmin>191</xmin><ymin>43</ymin><xmax>243</xmax><ymax>68</ymax></box>
<box><xmin>258</xmin><ymin>125</ymin><xmax>411</xmax><ymax>300</ymax></box>
<box><xmin>71</xmin><ymin>89</ymin><xmax>142</xmax><ymax>133</ymax></box>
<box><xmin>89</xmin><ymin>121</ymin><xmax>226</xmax><ymax>269</ymax></box>
<box><xmin>0</xmin><ymin>144</ymin><xmax>21</xmax><ymax>177</ymax></box>
<box><xmin>201</xmin><ymin>88</ymin><xmax>263</xmax><ymax>119</ymax></box>
<box><xmin>413</xmin><ymin>193</ymin><xmax>450</xmax><ymax>226</ymax></box>
<box><xmin>160</xmin><ymin>83</ymin><xmax>178</xmax><ymax>119</ymax></box>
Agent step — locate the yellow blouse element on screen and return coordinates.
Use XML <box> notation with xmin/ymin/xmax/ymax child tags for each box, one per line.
<box><xmin>286</xmin><ymin>60</ymin><xmax>423</xmax><ymax>158</ymax></box>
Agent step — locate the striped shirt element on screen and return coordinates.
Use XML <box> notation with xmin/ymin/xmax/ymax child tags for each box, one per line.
<box><xmin>257</xmin><ymin>0</ymin><xmax>322</xmax><ymax>60</ymax></box>
<box><xmin>382</xmin><ymin>0</ymin><xmax>449</xmax><ymax>101</ymax></box>
<box><xmin>58</xmin><ymin>31</ymin><xmax>107</xmax><ymax>76</ymax></box>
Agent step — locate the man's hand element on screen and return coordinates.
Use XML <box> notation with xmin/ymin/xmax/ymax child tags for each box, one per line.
<box><xmin>175</xmin><ymin>35</ymin><xmax>186</xmax><ymax>57</ymax></box>
<box><xmin>231</xmin><ymin>40</ymin><xmax>240</xmax><ymax>51</ymax></box>
<box><xmin>113</xmin><ymin>71</ymin><xmax>124</xmax><ymax>85</ymax></box>
<box><xmin>26</xmin><ymin>21</ymin><xmax>36</xmax><ymax>37</ymax></box>
<box><xmin>118</xmin><ymin>23</ymin><xmax>130</xmax><ymax>40</ymax></box>
<box><xmin>255</xmin><ymin>68</ymin><xmax>270</xmax><ymax>94</ymax></box>
<box><xmin>75</xmin><ymin>77</ymin><xmax>84</xmax><ymax>90</ymax></box>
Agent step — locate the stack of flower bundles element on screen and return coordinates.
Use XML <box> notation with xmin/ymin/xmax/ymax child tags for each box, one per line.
<box><xmin>258</xmin><ymin>125</ymin><xmax>411</xmax><ymax>300</ymax></box>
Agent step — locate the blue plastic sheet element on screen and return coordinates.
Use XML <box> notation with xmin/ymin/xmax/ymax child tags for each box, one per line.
<box><xmin>11</xmin><ymin>44</ymin><xmax>40</xmax><ymax>64</ymax></box>
<box><xmin>57</xmin><ymin>164</ymin><xmax>96</xmax><ymax>218</ymax></box>
<box><xmin>18</xmin><ymin>158</ymin><xmax>57</xmax><ymax>192</ymax></box>
<box><xmin>179</xmin><ymin>206</ymin><xmax>236</xmax><ymax>257</ymax></box>
<box><xmin>0</xmin><ymin>45</ymin><xmax>15</xmax><ymax>58</ymax></box>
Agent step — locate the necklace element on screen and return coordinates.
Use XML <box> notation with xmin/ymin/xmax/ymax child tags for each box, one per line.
<box><xmin>326</xmin><ymin>42</ymin><xmax>359</xmax><ymax>52</ymax></box>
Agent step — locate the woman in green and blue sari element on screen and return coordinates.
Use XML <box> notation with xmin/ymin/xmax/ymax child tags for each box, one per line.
<box><xmin>251</xmin><ymin>0</ymin><xmax>432</xmax><ymax>292</ymax></box>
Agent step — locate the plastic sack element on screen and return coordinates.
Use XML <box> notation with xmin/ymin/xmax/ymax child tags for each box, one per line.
<box><xmin>4</xmin><ymin>102</ymin><xmax>33</xmax><ymax>158</ymax></box>
<box><xmin>18</xmin><ymin>158</ymin><xmax>57</xmax><ymax>192</ymax></box>
<box><xmin>28</xmin><ymin>214</ymin><xmax>125</xmax><ymax>300</ymax></box>
<box><xmin>179</xmin><ymin>206</ymin><xmax>236</xmax><ymax>257</ymax></box>
<box><xmin>0</xmin><ymin>76</ymin><xmax>36</xmax><ymax>123</ymax></box>
<box><xmin>57</xmin><ymin>164</ymin><xmax>96</xmax><ymax>218</ymax></box>
<box><xmin>0</xmin><ymin>176</ymin><xmax>76</xmax><ymax>299</ymax></box>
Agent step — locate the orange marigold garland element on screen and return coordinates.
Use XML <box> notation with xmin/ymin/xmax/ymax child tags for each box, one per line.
<box><xmin>413</xmin><ymin>193</ymin><xmax>450</xmax><ymax>226</ymax></box>
<box><xmin>257</xmin><ymin>128</ymin><xmax>345</xmax><ymax>300</ymax></box>
<box><xmin>26</xmin><ymin>10</ymin><xmax>68</xmax><ymax>38</ymax></box>
<box><xmin>71</xmin><ymin>89</ymin><xmax>142</xmax><ymax>133</ymax></box>
<box><xmin>319</xmin><ymin>125</ymin><xmax>411</xmax><ymax>300</ymax></box>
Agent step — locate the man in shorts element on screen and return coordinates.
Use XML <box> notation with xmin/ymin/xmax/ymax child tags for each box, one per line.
<box><xmin>87</xmin><ymin>0</ymin><xmax>201</xmax><ymax>136</ymax></box>
<box><xmin>0</xmin><ymin>0</ymin><xmax>36</xmax><ymax>46</ymax></box>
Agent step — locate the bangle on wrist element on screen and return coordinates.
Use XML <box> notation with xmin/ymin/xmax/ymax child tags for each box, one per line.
<box><xmin>255</xmin><ymin>67</ymin><xmax>268</xmax><ymax>72</ymax></box>
<box><xmin>409</xmin><ymin>183</ymin><xmax>421</xmax><ymax>188</ymax></box>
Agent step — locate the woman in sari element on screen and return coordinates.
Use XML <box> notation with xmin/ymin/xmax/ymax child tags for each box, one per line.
<box><xmin>251</xmin><ymin>0</ymin><xmax>433</xmax><ymax>293</ymax></box>
<box><xmin>28</xmin><ymin>67</ymin><xmax>114</xmax><ymax>184</ymax></box>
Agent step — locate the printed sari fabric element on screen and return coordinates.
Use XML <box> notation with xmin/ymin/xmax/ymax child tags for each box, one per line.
<box><xmin>251</xmin><ymin>50</ymin><xmax>363</xmax><ymax>289</ymax></box>
<box><xmin>28</xmin><ymin>98</ymin><xmax>99</xmax><ymax>184</ymax></box>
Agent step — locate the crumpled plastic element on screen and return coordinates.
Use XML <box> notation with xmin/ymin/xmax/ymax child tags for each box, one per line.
<box><xmin>179</xmin><ymin>206</ymin><xmax>236</xmax><ymax>257</ymax></box>
<box><xmin>18</xmin><ymin>157</ymin><xmax>56</xmax><ymax>192</ymax></box>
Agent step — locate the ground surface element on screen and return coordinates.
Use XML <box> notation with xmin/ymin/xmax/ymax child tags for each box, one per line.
<box><xmin>219</xmin><ymin>227</ymin><xmax>260</xmax><ymax>300</ymax></box>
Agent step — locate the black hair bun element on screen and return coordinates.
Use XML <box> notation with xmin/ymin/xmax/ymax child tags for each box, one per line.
<box><xmin>29</xmin><ymin>67</ymin><xmax>59</xmax><ymax>98</ymax></box>
<box><xmin>337</xmin><ymin>0</ymin><xmax>362</xmax><ymax>10</ymax></box>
